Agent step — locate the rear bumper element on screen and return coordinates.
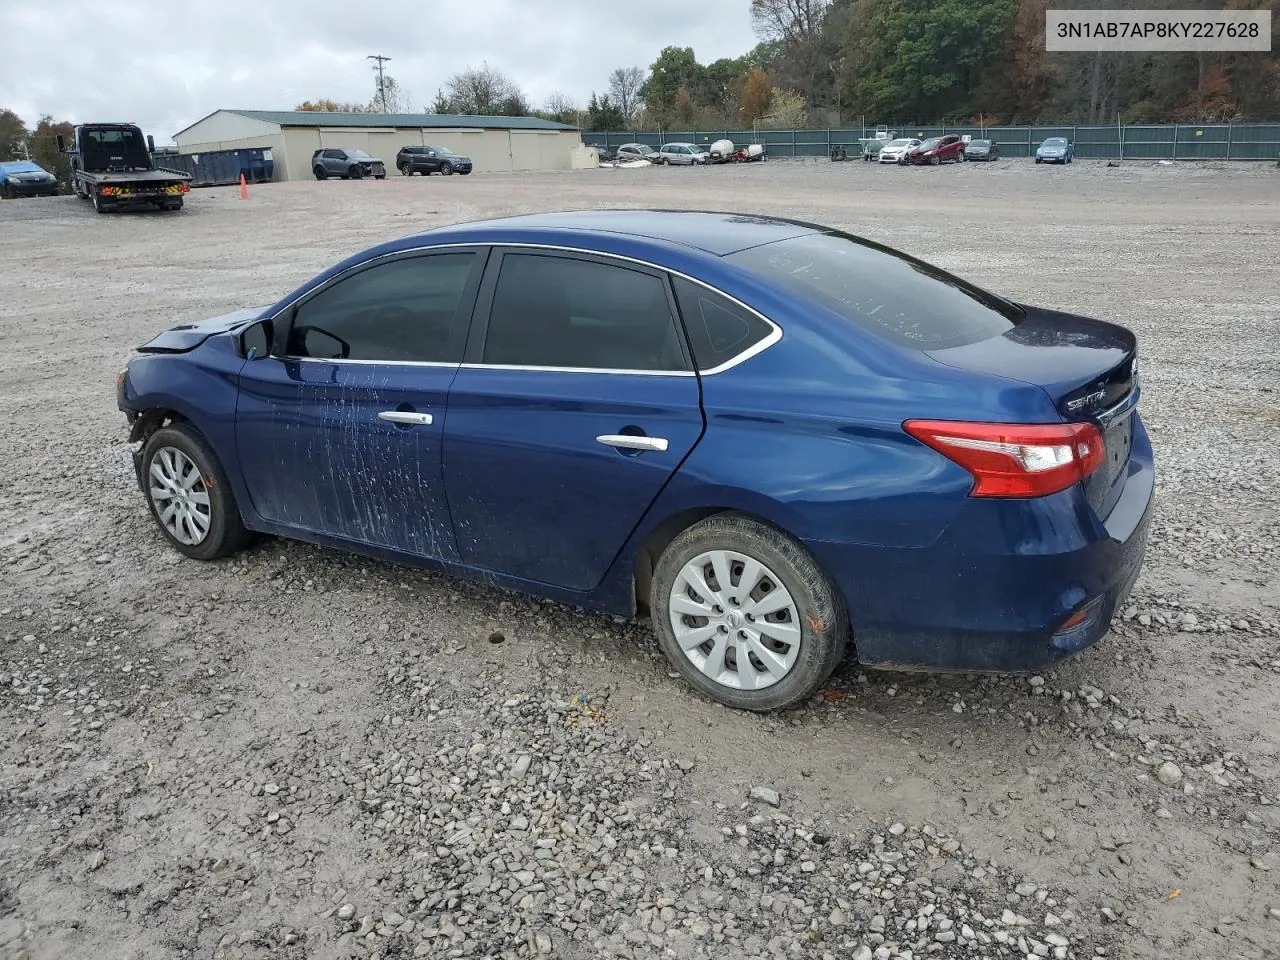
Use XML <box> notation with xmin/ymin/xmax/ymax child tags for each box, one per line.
<box><xmin>809</xmin><ymin>415</ymin><xmax>1155</xmax><ymax>672</ymax></box>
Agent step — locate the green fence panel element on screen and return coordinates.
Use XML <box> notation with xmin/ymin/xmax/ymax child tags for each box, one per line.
<box><xmin>582</xmin><ymin>123</ymin><xmax>1280</xmax><ymax>161</ymax></box>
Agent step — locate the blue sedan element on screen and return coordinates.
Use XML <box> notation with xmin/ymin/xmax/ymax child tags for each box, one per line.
<box><xmin>1035</xmin><ymin>137</ymin><xmax>1075</xmax><ymax>164</ymax></box>
<box><xmin>117</xmin><ymin>210</ymin><xmax>1153</xmax><ymax>711</ymax></box>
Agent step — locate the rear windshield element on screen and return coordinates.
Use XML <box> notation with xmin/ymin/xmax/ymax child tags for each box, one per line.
<box><xmin>727</xmin><ymin>231</ymin><xmax>1023</xmax><ymax>349</ymax></box>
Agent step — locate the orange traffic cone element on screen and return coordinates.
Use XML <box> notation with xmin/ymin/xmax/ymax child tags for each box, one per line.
<box><xmin>239</xmin><ymin>173</ymin><xmax>249</xmax><ymax>200</ymax></box>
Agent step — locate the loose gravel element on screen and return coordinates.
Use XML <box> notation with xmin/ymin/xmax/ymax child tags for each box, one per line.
<box><xmin>1</xmin><ymin>158</ymin><xmax>1278</xmax><ymax>960</ymax></box>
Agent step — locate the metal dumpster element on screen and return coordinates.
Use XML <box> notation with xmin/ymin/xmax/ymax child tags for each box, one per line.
<box><xmin>153</xmin><ymin>147</ymin><xmax>275</xmax><ymax>187</ymax></box>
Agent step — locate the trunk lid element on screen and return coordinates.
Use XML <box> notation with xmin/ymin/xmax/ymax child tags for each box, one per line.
<box><xmin>926</xmin><ymin>304</ymin><xmax>1139</xmax><ymax>517</ymax></box>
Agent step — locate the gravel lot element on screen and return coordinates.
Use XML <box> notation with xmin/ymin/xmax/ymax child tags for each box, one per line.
<box><xmin>1</xmin><ymin>158</ymin><xmax>1278</xmax><ymax>960</ymax></box>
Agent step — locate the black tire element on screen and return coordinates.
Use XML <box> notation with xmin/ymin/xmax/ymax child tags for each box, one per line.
<box><xmin>167</xmin><ymin>199</ymin><xmax>183</xmax><ymax>211</ymax></box>
<box><xmin>930</xmin><ymin>155</ymin><xmax>940</xmax><ymax>166</ymax></box>
<box><xmin>399</xmin><ymin>162</ymin><xmax>411</xmax><ymax>176</ymax></box>
<box><xmin>140</xmin><ymin>423</ymin><xmax>253</xmax><ymax>561</ymax></box>
<box><xmin>349</xmin><ymin>165</ymin><xmax>364</xmax><ymax>180</ymax></box>
<box><xmin>313</xmin><ymin>167</ymin><xmax>327</xmax><ymax>180</ymax></box>
<box><xmin>440</xmin><ymin>162</ymin><xmax>454</xmax><ymax>175</ymax></box>
<box><xmin>375</xmin><ymin>174</ymin><xmax>386</xmax><ymax>180</ymax></box>
<box><xmin>1035</xmin><ymin>158</ymin><xmax>1042</xmax><ymax>164</ymax></box>
<box><xmin>92</xmin><ymin>191</ymin><xmax>110</xmax><ymax>214</ymax></box>
<box><xmin>459</xmin><ymin>169</ymin><xmax>471</xmax><ymax>175</ymax></box>
<box><xmin>650</xmin><ymin>512</ymin><xmax>849</xmax><ymax>712</ymax></box>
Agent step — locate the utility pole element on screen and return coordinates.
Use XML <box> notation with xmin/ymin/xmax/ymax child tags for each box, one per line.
<box><xmin>367</xmin><ymin>54</ymin><xmax>392</xmax><ymax>112</ymax></box>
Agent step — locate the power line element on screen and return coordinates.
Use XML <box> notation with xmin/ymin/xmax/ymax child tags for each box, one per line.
<box><xmin>368</xmin><ymin>55</ymin><xmax>392</xmax><ymax>113</ymax></box>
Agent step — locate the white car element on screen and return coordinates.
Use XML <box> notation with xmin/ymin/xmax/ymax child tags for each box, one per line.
<box><xmin>655</xmin><ymin>143</ymin><xmax>710</xmax><ymax>165</ymax></box>
<box><xmin>877</xmin><ymin>138</ymin><xmax>921</xmax><ymax>164</ymax></box>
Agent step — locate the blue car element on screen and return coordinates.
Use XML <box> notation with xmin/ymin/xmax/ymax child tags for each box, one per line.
<box><xmin>117</xmin><ymin>210</ymin><xmax>1153</xmax><ymax>711</ymax></box>
<box><xmin>0</xmin><ymin>159</ymin><xmax>58</xmax><ymax>198</ymax></box>
<box><xmin>1035</xmin><ymin>137</ymin><xmax>1075</xmax><ymax>164</ymax></box>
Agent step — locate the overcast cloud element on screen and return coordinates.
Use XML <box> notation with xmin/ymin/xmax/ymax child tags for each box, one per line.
<box><xmin>2</xmin><ymin>1</ymin><xmax>757</xmax><ymax>142</ymax></box>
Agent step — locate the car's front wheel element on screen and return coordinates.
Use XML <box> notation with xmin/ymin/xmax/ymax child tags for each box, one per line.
<box><xmin>440</xmin><ymin>162</ymin><xmax>454</xmax><ymax>175</ymax></box>
<box><xmin>313</xmin><ymin>167</ymin><xmax>327</xmax><ymax>180</ymax></box>
<box><xmin>399</xmin><ymin>162</ymin><xmax>411</xmax><ymax>176</ymax></box>
<box><xmin>141</xmin><ymin>423</ymin><xmax>253</xmax><ymax>561</ymax></box>
<box><xmin>651</xmin><ymin>513</ymin><xmax>849</xmax><ymax>712</ymax></box>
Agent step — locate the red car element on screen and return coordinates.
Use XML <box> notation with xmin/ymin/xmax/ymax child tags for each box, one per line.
<box><xmin>907</xmin><ymin>134</ymin><xmax>965</xmax><ymax>165</ymax></box>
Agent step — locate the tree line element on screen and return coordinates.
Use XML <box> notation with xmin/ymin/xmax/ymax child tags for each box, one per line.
<box><xmin>299</xmin><ymin>0</ymin><xmax>1278</xmax><ymax>129</ymax></box>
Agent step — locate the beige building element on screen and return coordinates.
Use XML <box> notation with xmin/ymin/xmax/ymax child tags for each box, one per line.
<box><xmin>172</xmin><ymin>109</ymin><xmax>583</xmax><ymax>181</ymax></box>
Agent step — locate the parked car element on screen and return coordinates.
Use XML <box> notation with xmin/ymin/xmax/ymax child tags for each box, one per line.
<box><xmin>964</xmin><ymin>138</ymin><xmax>999</xmax><ymax>161</ymax></box>
<box><xmin>396</xmin><ymin>145</ymin><xmax>473</xmax><ymax>176</ymax></box>
<box><xmin>1035</xmin><ymin>137</ymin><xmax>1075</xmax><ymax>164</ymax></box>
<box><xmin>906</xmin><ymin>135</ymin><xmax>966</xmax><ymax>165</ymax></box>
<box><xmin>877</xmin><ymin>138</ymin><xmax>921</xmax><ymax>164</ymax></box>
<box><xmin>311</xmin><ymin>148</ymin><xmax>387</xmax><ymax>180</ymax></box>
<box><xmin>615</xmin><ymin>143</ymin><xmax>657</xmax><ymax>163</ymax></box>
<box><xmin>588</xmin><ymin>143</ymin><xmax>617</xmax><ymax>162</ymax></box>
<box><xmin>116</xmin><ymin>210</ymin><xmax>1152</xmax><ymax>712</ymax></box>
<box><xmin>0</xmin><ymin>160</ymin><xmax>59</xmax><ymax>198</ymax></box>
<box><xmin>655</xmin><ymin>143</ymin><xmax>710</xmax><ymax>165</ymax></box>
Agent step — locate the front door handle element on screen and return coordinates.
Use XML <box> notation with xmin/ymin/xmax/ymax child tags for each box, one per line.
<box><xmin>378</xmin><ymin>411</ymin><xmax>433</xmax><ymax>426</ymax></box>
<box><xmin>597</xmin><ymin>434</ymin><xmax>669</xmax><ymax>452</ymax></box>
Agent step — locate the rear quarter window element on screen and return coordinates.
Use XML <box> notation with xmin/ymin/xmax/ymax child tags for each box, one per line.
<box><xmin>728</xmin><ymin>232</ymin><xmax>1022</xmax><ymax>350</ymax></box>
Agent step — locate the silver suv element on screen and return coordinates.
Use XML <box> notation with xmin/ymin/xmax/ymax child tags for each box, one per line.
<box><xmin>655</xmin><ymin>143</ymin><xmax>710</xmax><ymax>165</ymax></box>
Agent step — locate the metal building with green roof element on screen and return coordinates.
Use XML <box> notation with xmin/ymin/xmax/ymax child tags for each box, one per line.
<box><xmin>172</xmin><ymin>109</ymin><xmax>583</xmax><ymax>181</ymax></box>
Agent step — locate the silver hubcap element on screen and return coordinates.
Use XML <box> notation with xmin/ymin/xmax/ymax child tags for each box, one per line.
<box><xmin>668</xmin><ymin>550</ymin><xmax>801</xmax><ymax>691</ymax></box>
<box><xmin>148</xmin><ymin>446</ymin><xmax>212</xmax><ymax>545</ymax></box>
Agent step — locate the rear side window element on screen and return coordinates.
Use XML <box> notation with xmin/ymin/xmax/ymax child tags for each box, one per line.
<box><xmin>482</xmin><ymin>253</ymin><xmax>689</xmax><ymax>371</ymax></box>
<box><xmin>727</xmin><ymin>232</ymin><xmax>1021</xmax><ymax>350</ymax></box>
<box><xmin>288</xmin><ymin>253</ymin><xmax>477</xmax><ymax>362</ymax></box>
<box><xmin>671</xmin><ymin>277</ymin><xmax>774</xmax><ymax>371</ymax></box>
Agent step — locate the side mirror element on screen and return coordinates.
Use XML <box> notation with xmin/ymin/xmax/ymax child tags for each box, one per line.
<box><xmin>56</xmin><ymin>134</ymin><xmax>66</xmax><ymax>153</ymax></box>
<box><xmin>147</xmin><ymin>134</ymin><xmax>156</xmax><ymax>154</ymax></box>
<box><xmin>240</xmin><ymin>319</ymin><xmax>273</xmax><ymax>359</ymax></box>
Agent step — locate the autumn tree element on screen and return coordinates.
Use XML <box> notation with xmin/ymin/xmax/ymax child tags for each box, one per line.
<box><xmin>296</xmin><ymin>99</ymin><xmax>368</xmax><ymax>112</ymax></box>
<box><xmin>750</xmin><ymin>0</ymin><xmax>832</xmax><ymax>106</ymax></box>
<box><xmin>739</xmin><ymin>69</ymin><xmax>772</xmax><ymax>123</ymax></box>
<box><xmin>28</xmin><ymin>115</ymin><xmax>73</xmax><ymax>184</ymax></box>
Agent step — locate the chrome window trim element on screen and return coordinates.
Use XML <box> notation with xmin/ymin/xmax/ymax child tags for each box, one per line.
<box><xmin>269</xmin><ymin>240</ymin><xmax>782</xmax><ymax>376</ymax></box>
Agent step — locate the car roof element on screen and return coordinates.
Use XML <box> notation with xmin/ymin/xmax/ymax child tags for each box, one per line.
<box><xmin>411</xmin><ymin>209</ymin><xmax>825</xmax><ymax>257</ymax></box>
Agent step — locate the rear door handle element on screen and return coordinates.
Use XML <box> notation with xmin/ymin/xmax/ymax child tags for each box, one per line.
<box><xmin>378</xmin><ymin>411</ymin><xmax>433</xmax><ymax>426</ymax></box>
<box><xmin>597</xmin><ymin>434</ymin><xmax>669</xmax><ymax>452</ymax></box>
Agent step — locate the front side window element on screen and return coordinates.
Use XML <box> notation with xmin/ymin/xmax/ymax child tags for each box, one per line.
<box><xmin>728</xmin><ymin>232</ymin><xmax>1022</xmax><ymax>350</ymax></box>
<box><xmin>287</xmin><ymin>253</ymin><xmax>478</xmax><ymax>362</ymax></box>
<box><xmin>482</xmin><ymin>254</ymin><xmax>689</xmax><ymax>372</ymax></box>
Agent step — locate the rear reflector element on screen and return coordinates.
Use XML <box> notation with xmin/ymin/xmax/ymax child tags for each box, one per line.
<box><xmin>903</xmin><ymin>420</ymin><xmax>1105</xmax><ymax>498</ymax></box>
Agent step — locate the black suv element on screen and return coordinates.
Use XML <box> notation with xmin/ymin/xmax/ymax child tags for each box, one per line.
<box><xmin>395</xmin><ymin>145</ymin><xmax>473</xmax><ymax>176</ymax></box>
<box><xmin>311</xmin><ymin>148</ymin><xmax>386</xmax><ymax>180</ymax></box>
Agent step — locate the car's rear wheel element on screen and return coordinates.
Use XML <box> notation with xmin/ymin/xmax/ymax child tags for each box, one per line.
<box><xmin>651</xmin><ymin>513</ymin><xmax>849</xmax><ymax>712</ymax></box>
<box><xmin>142</xmin><ymin>424</ymin><xmax>252</xmax><ymax>561</ymax></box>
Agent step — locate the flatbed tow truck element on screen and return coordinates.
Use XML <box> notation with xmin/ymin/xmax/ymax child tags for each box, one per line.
<box><xmin>58</xmin><ymin>122</ymin><xmax>191</xmax><ymax>213</ymax></box>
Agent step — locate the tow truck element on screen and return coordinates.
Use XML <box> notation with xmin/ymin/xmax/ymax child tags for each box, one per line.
<box><xmin>58</xmin><ymin>122</ymin><xmax>191</xmax><ymax>213</ymax></box>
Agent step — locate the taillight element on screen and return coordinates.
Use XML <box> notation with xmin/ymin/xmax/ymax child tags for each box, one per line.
<box><xmin>903</xmin><ymin>420</ymin><xmax>1105</xmax><ymax>498</ymax></box>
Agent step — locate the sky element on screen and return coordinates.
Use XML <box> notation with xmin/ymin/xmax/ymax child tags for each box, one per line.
<box><xmin>1</xmin><ymin>1</ymin><xmax>758</xmax><ymax>144</ymax></box>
